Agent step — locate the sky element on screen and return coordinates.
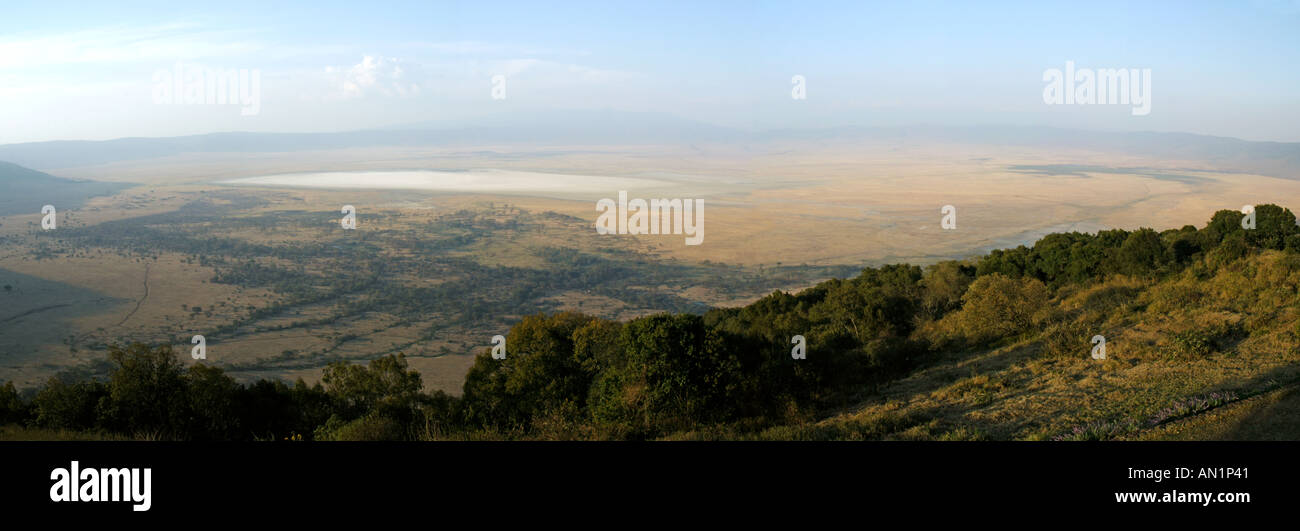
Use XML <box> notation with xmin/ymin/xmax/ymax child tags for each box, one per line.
<box><xmin>0</xmin><ymin>0</ymin><xmax>1297</xmax><ymax>144</ymax></box>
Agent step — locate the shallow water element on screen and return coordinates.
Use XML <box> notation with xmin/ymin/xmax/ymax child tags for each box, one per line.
<box><xmin>221</xmin><ymin>169</ymin><xmax>672</xmax><ymax>197</ymax></box>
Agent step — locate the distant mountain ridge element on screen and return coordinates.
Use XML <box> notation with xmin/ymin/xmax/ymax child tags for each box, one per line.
<box><xmin>0</xmin><ymin>115</ymin><xmax>1298</xmax><ymax>180</ymax></box>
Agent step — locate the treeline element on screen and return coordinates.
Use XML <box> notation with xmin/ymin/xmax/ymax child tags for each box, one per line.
<box><xmin>2</xmin><ymin>205</ymin><xmax>1297</xmax><ymax>440</ymax></box>
<box><xmin>0</xmin><ymin>344</ymin><xmax>450</xmax><ymax>441</ymax></box>
<box><xmin>976</xmin><ymin>204</ymin><xmax>1299</xmax><ymax>284</ymax></box>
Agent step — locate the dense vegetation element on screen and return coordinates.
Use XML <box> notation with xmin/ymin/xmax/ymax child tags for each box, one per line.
<box><xmin>3</xmin><ymin>204</ymin><xmax>1298</xmax><ymax>440</ymax></box>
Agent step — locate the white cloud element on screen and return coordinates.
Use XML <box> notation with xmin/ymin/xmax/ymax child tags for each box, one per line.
<box><xmin>325</xmin><ymin>55</ymin><xmax>421</xmax><ymax>100</ymax></box>
<box><xmin>312</xmin><ymin>54</ymin><xmax>640</xmax><ymax>103</ymax></box>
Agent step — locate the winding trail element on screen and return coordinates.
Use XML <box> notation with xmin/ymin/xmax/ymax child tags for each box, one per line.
<box><xmin>0</xmin><ymin>303</ymin><xmax>72</xmax><ymax>325</ymax></box>
<box><xmin>113</xmin><ymin>262</ymin><xmax>150</xmax><ymax>328</ymax></box>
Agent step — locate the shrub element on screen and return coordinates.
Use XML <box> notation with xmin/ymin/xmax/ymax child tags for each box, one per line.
<box><xmin>1206</xmin><ymin>232</ymin><xmax>1249</xmax><ymax>269</ymax></box>
<box><xmin>1166</xmin><ymin>330</ymin><xmax>1213</xmax><ymax>357</ymax></box>
<box><xmin>315</xmin><ymin>413</ymin><xmax>406</xmax><ymax>441</ymax></box>
<box><xmin>957</xmin><ymin>273</ymin><xmax>1050</xmax><ymax>343</ymax></box>
<box><xmin>0</xmin><ymin>381</ymin><xmax>29</xmax><ymax>425</ymax></box>
<box><xmin>921</xmin><ymin>261</ymin><xmax>975</xmax><ymax>319</ymax></box>
<box><xmin>1038</xmin><ymin>320</ymin><xmax>1092</xmax><ymax>359</ymax></box>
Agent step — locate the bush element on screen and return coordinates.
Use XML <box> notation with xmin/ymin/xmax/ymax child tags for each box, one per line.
<box><xmin>315</xmin><ymin>413</ymin><xmax>406</xmax><ymax>441</ymax></box>
<box><xmin>1163</xmin><ymin>322</ymin><xmax>1243</xmax><ymax>358</ymax></box>
<box><xmin>1038</xmin><ymin>320</ymin><xmax>1093</xmax><ymax>359</ymax></box>
<box><xmin>921</xmin><ymin>261</ymin><xmax>974</xmax><ymax>319</ymax></box>
<box><xmin>0</xmin><ymin>381</ymin><xmax>29</xmax><ymax>425</ymax></box>
<box><xmin>1207</xmin><ymin>233</ymin><xmax>1249</xmax><ymax>269</ymax></box>
<box><xmin>1166</xmin><ymin>330</ymin><xmax>1213</xmax><ymax>357</ymax></box>
<box><xmin>957</xmin><ymin>274</ymin><xmax>1050</xmax><ymax>343</ymax></box>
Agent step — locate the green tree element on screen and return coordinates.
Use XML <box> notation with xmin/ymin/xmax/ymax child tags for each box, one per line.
<box><xmin>921</xmin><ymin>261</ymin><xmax>975</xmax><ymax>318</ymax></box>
<box><xmin>1202</xmin><ymin>209</ymin><xmax>1245</xmax><ymax>248</ymax></box>
<box><xmin>317</xmin><ymin>354</ymin><xmax>429</xmax><ymax>440</ymax></box>
<box><xmin>1168</xmin><ymin>227</ymin><xmax>1203</xmax><ymax>264</ymax></box>
<box><xmin>322</xmin><ymin>354</ymin><xmax>422</xmax><ymax>413</ymax></box>
<box><xmin>99</xmin><ymin>343</ymin><xmax>189</xmax><ymax>438</ymax></box>
<box><xmin>1243</xmin><ymin>204</ymin><xmax>1299</xmax><ymax>250</ymax></box>
<box><xmin>1117</xmin><ymin>228</ymin><xmax>1168</xmax><ymax>275</ymax></box>
<box><xmin>461</xmin><ymin>313</ymin><xmax>604</xmax><ymax>430</ymax></box>
<box><xmin>33</xmin><ymin>378</ymin><xmax>108</xmax><ymax>431</ymax></box>
<box><xmin>589</xmin><ymin>314</ymin><xmax>752</xmax><ymax>437</ymax></box>
<box><xmin>184</xmin><ymin>364</ymin><xmax>242</xmax><ymax>440</ymax></box>
<box><xmin>0</xmin><ymin>381</ymin><xmax>31</xmax><ymax>425</ymax></box>
<box><xmin>976</xmin><ymin>246</ymin><xmax>1032</xmax><ymax>278</ymax></box>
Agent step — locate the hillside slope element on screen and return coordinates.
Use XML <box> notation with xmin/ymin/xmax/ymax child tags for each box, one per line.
<box><xmin>773</xmin><ymin>250</ymin><xmax>1300</xmax><ymax>441</ymax></box>
<box><xmin>0</xmin><ymin>161</ymin><xmax>131</xmax><ymax>217</ymax></box>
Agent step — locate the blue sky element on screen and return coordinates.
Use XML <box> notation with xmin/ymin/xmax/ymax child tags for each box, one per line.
<box><xmin>1</xmin><ymin>0</ymin><xmax>1297</xmax><ymax>143</ymax></box>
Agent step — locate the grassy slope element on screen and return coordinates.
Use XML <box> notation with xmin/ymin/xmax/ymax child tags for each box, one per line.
<box><xmin>725</xmin><ymin>250</ymin><xmax>1300</xmax><ymax>441</ymax></box>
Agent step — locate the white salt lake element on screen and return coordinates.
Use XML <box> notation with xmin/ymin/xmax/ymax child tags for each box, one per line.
<box><xmin>221</xmin><ymin>169</ymin><xmax>675</xmax><ymax>198</ymax></box>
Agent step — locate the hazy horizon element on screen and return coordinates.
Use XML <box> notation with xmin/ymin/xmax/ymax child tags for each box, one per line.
<box><xmin>4</xmin><ymin>114</ymin><xmax>1299</xmax><ymax>147</ymax></box>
